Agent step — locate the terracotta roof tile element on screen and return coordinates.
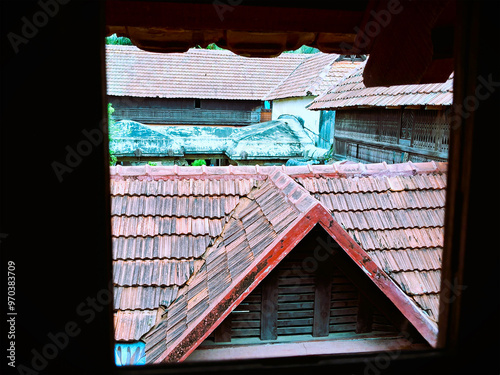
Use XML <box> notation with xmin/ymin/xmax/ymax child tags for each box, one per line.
<box><xmin>112</xmin><ymin>235</ymin><xmax>211</xmax><ymax>260</ymax></box>
<box><xmin>114</xmin><ymin>310</ymin><xmax>157</xmax><ymax>342</ymax></box>
<box><xmin>412</xmin><ymin>294</ymin><xmax>441</xmax><ymax>321</ymax></box>
<box><xmin>264</xmin><ymin>54</ymin><xmax>363</xmax><ymax>100</ymax></box>
<box><xmin>112</xmin><ymin>162</ymin><xmax>445</xmax><ymax>347</ymax></box>
<box><xmin>114</xmin><ymin>259</ymin><xmax>195</xmax><ymax>287</ymax></box>
<box><xmin>106</xmin><ymin>45</ymin><xmax>307</xmax><ymax>100</ymax></box>
<box><xmin>114</xmin><ymin>286</ymin><xmax>179</xmax><ymax>310</ymax></box>
<box><xmin>112</xmin><ymin>172</ymin><xmax>263</xmax><ymax>341</ymax></box>
<box><xmin>309</xmin><ymin>59</ymin><xmax>453</xmax><ymax>110</ymax></box>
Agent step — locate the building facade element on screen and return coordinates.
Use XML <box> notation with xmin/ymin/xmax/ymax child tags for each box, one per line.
<box><xmin>264</xmin><ymin>54</ymin><xmax>364</xmax><ymax>146</ymax></box>
<box><xmin>309</xmin><ymin>61</ymin><xmax>453</xmax><ymax>163</ymax></box>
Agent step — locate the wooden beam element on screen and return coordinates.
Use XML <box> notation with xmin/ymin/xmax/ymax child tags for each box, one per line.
<box><xmin>356</xmin><ymin>293</ymin><xmax>374</xmax><ymax>334</ymax></box>
<box><xmin>313</xmin><ymin>272</ymin><xmax>332</xmax><ymax>337</ymax></box>
<box><xmin>185</xmin><ymin>334</ymin><xmax>428</xmax><ymax>363</ymax></box>
<box><xmin>213</xmin><ymin>314</ymin><xmax>232</xmax><ymax>343</ymax></box>
<box><xmin>260</xmin><ymin>269</ymin><xmax>279</xmax><ymax>340</ymax></box>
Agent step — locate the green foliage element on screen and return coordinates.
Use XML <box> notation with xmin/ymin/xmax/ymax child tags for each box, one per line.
<box><xmin>324</xmin><ymin>143</ymin><xmax>335</xmax><ymax>163</ymax></box>
<box><xmin>284</xmin><ymin>45</ymin><xmax>320</xmax><ymax>54</ymax></box>
<box><xmin>148</xmin><ymin>162</ymin><xmax>158</xmax><ymax>166</ymax></box>
<box><xmin>194</xmin><ymin>43</ymin><xmax>318</xmax><ymax>54</ymax></box>
<box><xmin>195</xmin><ymin>43</ymin><xmax>224</xmax><ymax>50</ymax></box>
<box><xmin>106</xmin><ymin>34</ymin><xmax>133</xmax><ymax>45</ymax></box>
<box><xmin>108</xmin><ymin>103</ymin><xmax>118</xmax><ymax>165</ymax></box>
<box><xmin>191</xmin><ymin>159</ymin><xmax>207</xmax><ymax>166</ymax></box>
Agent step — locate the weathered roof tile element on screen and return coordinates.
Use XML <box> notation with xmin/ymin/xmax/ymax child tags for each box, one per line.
<box><xmin>112</xmin><ymin>163</ymin><xmax>446</xmax><ymax>347</ymax></box>
<box><xmin>309</xmin><ymin>60</ymin><xmax>453</xmax><ymax>110</ymax></box>
<box><xmin>106</xmin><ymin>45</ymin><xmax>307</xmax><ymax>100</ymax></box>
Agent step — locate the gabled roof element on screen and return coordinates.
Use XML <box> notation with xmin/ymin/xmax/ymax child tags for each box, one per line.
<box><xmin>106</xmin><ymin>45</ymin><xmax>308</xmax><ymax>100</ymax></box>
<box><xmin>308</xmin><ymin>60</ymin><xmax>454</xmax><ymax>110</ymax></box>
<box><xmin>263</xmin><ymin>54</ymin><xmax>364</xmax><ymax>100</ymax></box>
<box><xmin>110</xmin><ymin>162</ymin><xmax>446</xmax><ymax>362</ymax></box>
<box><xmin>110</xmin><ymin>116</ymin><xmax>328</xmax><ymax>161</ymax></box>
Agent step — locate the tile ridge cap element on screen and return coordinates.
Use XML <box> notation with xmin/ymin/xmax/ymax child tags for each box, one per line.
<box><xmin>267</xmin><ymin>168</ymin><xmax>319</xmax><ymax>213</ymax></box>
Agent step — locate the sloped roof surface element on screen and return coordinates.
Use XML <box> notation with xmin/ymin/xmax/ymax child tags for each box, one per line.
<box><xmin>110</xmin><ymin>162</ymin><xmax>446</xmax><ymax>361</ymax></box>
<box><xmin>264</xmin><ymin>54</ymin><xmax>363</xmax><ymax>100</ymax></box>
<box><xmin>106</xmin><ymin>45</ymin><xmax>308</xmax><ymax>100</ymax></box>
<box><xmin>111</xmin><ymin>168</ymin><xmax>263</xmax><ymax>341</ymax></box>
<box><xmin>309</xmin><ymin>60</ymin><xmax>454</xmax><ymax>110</ymax></box>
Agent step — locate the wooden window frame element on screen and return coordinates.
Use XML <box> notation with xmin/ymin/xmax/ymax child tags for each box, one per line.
<box><xmin>113</xmin><ymin>2</ymin><xmax>498</xmax><ymax>373</ymax></box>
<box><xmin>3</xmin><ymin>1</ymin><xmax>497</xmax><ymax>374</ymax></box>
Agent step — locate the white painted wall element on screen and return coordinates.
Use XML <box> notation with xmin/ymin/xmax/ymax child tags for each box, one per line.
<box><xmin>271</xmin><ymin>96</ymin><xmax>321</xmax><ymax>145</ymax></box>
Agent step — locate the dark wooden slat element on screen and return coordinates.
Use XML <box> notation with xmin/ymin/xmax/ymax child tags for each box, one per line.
<box><xmin>278</xmin><ymin>310</ymin><xmax>314</xmax><ymax>320</ymax></box>
<box><xmin>231</xmin><ymin>320</ymin><xmax>260</xmax><ymax>329</ymax></box>
<box><xmin>278</xmin><ymin>301</ymin><xmax>314</xmax><ymax>311</ymax></box>
<box><xmin>356</xmin><ymin>293</ymin><xmax>374</xmax><ymax>334</ymax></box>
<box><xmin>328</xmin><ymin>249</ymin><xmax>408</xmax><ymax>333</ymax></box>
<box><xmin>231</xmin><ymin>312</ymin><xmax>260</xmax><ymax>320</ymax></box>
<box><xmin>331</xmin><ymin>299</ymin><xmax>358</xmax><ymax>309</ymax></box>
<box><xmin>231</xmin><ymin>329</ymin><xmax>261</xmax><ymax>338</ymax></box>
<box><xmin>278</xmin><ymin>294</ymin><xmax>315</xmax><ymax>303</ymax></box>
<box><xmin>235</xmin><ymin>302</ymin><xmax>261</xmax><ymax>311</ymax></box>
<box><xmin>330</xmin><ymin>307</ymin><xmax>359</xmax><ymax>316</ymax></box>
<box><xmin>277</xmin><ymin>326</ymin><xmax>312</xmax><ymax>336</ymax></box>
<box><xmin>278</xmin><ymin>285</ymin><xmax>315</xmax><ymax>294</ymax></box>
<box><xmin>277</xmin><ymin>318</ymin><xmax>313</xmax><ymax>327</ymax></box>
<box><xmin>278</xmin><ymin>277</ymin><xmax>315</xmax><ymax>285</ymax></box>
<box><xmin>261</xmin><ymin>270</ymin><xmax>279</xmax><ymax>340</ymax></box>
<box><xmin>313</xmin><ymin>272</ymin><xmax>332</xmax><ymax>337</ymax></box>
<box><xmin>329</xmin><ymin>323</ymin><xmax>357</xmax><ymax>333</ymax></box>
<box><xmin>330</xmin><ymin>315</ymin><xmax>358</xmax><ymax>324</ymax></box>
<box><xmin>214</xmin><ymin>314</ymin><xmax>232</xmax><ymax>343</ymax></box>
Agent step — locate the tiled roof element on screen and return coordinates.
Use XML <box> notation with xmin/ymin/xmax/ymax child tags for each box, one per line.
<box><xmin>111</xmin><ymin>168</ymin><xmax>263</xmax><ymax>341</ymax></box>
<box><xmin>308</xmin><ymin>60</ymin><xmax>454</xmax><ymax>110</ymax></box>
<box><xmin>110</xmin><ymin>162</ymin><xmax>446</xmax><ymax>361</ymax></box>
<box><xmin>106</xmin><ymin>45</ymin><xmax>308</xmax><ymax>100</ymax></box>
<box><xmin>264</xmin><ymin>54</ymin><xmax>363</xmax><ymax>100</ymax></box>
<box><xmin>293</xmin><ymin>162</ymin><xmax>446</xmax><ymax>323</ymax></box>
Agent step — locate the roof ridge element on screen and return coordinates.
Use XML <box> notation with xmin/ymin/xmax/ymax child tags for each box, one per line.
<box><xmin>110</xmin><ymin>165</ymin><xmax>268</xmax><ymax>179</ymax></box>
<box><xmin>266</xmin><ymin>168</ymin><xmax>319</xmax><ymax>213</ymax></box>
<box><xmin>283</xmin><ymin>161</ymin><xmax>447</xmax><ymax>178</ymax></box>
<box><xmin>262</xmin><ymin>55</ymin><xmax>307</xmax><ymax>100</ymax></box>
<box><xmin>109</xmin><ymin>162</ymin><xmax>447</xmax><ymax>180</ymax></box>
<box><xmin>263</xmin><ymin>53</ymin><xmax>336</xmax><ymax>100</ymax></box>
<box><xmin>307</xmin><ymin>54</ymin><xmax>340</xmax><ymax>95</ymax></box>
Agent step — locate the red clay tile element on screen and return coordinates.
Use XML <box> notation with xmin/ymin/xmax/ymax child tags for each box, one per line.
<box><xmin>112</xmin><ymin>164</ymin><xmax>447</xmax><ymax>344</ymax></box>
<box><xmin>107</xmin><ymin>45</ymin><xmax>307</xmax><ymax>101</ymax></box>
<box><xmin>309</xmin><ymin>60</ymin><xmax>453</xmax><ymax>110</ymax></box>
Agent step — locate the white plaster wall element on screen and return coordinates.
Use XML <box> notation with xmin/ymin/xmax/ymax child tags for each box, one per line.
<box><xmin>271</xmin><ymin>96</ymin><xmax>321</xmax><ymax>144</ymax></box>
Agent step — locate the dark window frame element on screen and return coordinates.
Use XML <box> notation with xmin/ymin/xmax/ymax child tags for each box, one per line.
<box><xmin>3</xmin><ymin>1</ymin><xmax>497</xmax><ymax>374</ymax></box>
